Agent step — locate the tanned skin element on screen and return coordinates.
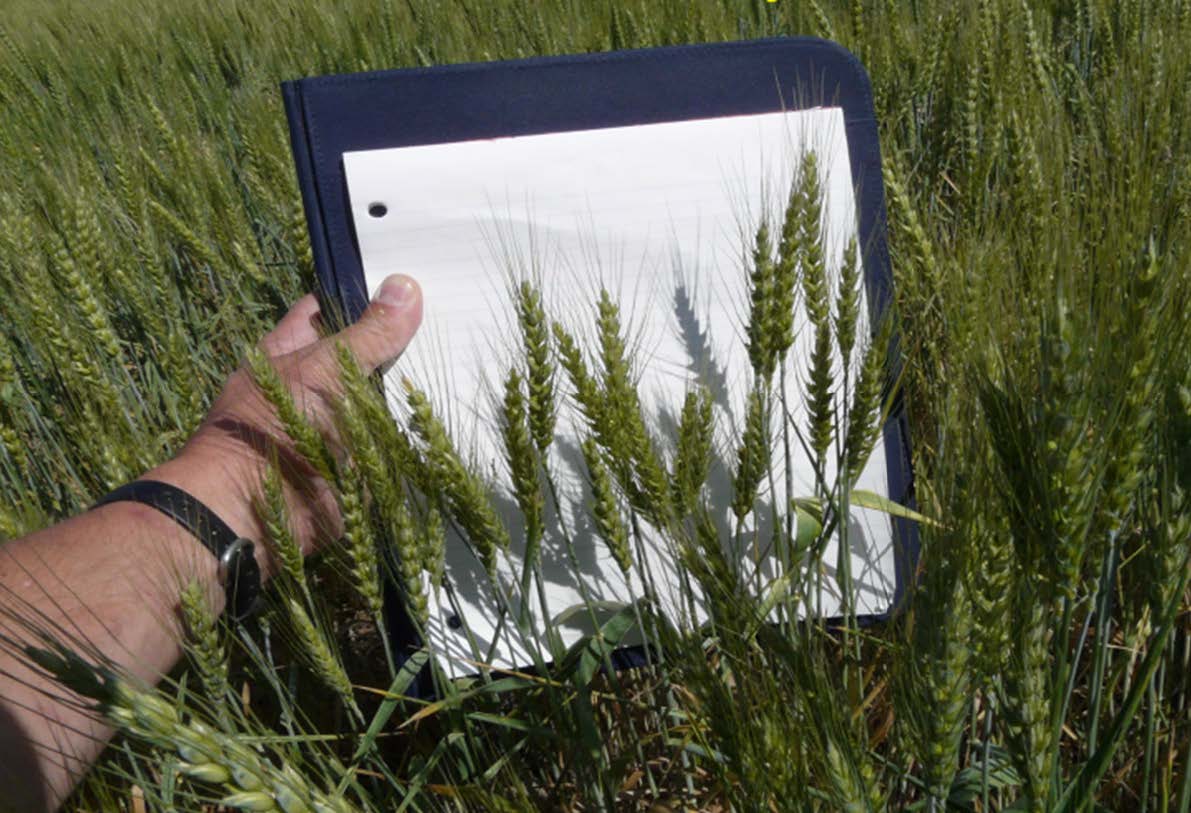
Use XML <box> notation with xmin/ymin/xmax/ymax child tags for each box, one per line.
<box><xmin>0</xmin><ymin>275</ymin><xmax>422</xmax><ymax>812</ymax></box>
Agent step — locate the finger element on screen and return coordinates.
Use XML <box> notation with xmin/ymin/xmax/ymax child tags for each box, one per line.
<box><xmin>260</xmin><ymin>294</ymin><xmax>322</xmax><ymax>358</ymax></box>
<box><xmin>323</xmin><ymin>274</ymin><xmax>422</xmax><ymax>373</ymax></box>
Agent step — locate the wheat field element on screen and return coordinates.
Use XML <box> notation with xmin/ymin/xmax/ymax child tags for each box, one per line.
<box><xmin>1</xmin><ymin>1</ymin><xmax>1189</xmax><ymax>811</ymax></box>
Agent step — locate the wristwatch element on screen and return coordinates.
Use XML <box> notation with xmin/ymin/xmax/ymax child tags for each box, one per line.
<box><xmin>93</xmin><ymin>480</ymin><xmax>262</xmax><ymax>623</ymax></box>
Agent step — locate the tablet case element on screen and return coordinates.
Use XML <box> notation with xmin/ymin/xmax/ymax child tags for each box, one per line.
<box><xmin>281</xmin><ymin>36</ymin><xmax>917</xmax><ymax>670</ymax></box>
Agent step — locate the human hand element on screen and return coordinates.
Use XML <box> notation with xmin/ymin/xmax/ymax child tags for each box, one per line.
<box><xmin>148</xmin><ymin>274</ymin><xmax>423</xmax><ymax>578</ymax></box>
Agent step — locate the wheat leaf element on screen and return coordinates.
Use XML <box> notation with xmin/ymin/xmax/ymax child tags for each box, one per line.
<box><xmin>850</xmin><ymin>489</ymin><xmax>942</xmax><ymax>528</ymax></box>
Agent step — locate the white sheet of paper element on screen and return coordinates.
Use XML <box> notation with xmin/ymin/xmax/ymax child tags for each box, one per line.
<box><xmin>343</xmin><ymin>108</ymin><xmax>896</xmax><ymax>674</ymax></box>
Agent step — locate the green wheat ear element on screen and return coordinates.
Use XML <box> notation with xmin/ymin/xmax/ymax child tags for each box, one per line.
<box><xmin>0</xmin><ymin>341</ymin><xmax>15</xmax><ymax>392</ymax></box>
<box><xmin>26</xmin><ymin>645</ymin><xmax>358</xmax><ymax>813</ymax></box>
<box><xmin>515</xmin><ymin>280</ymin><xmax>556</xmax><ymax>453</ymax></box>
<box><xmin>286</xmin><ymin>597</ymin><xmax>361</xmax><ymax>722</ymax></box>
<box><xmin>390</xmin><ymin>498</ymin><xmax>430</xmax><ymax>625</ymax></box>
<box><xmin>64</xmin><ymin>200</ymin><xmax>123</xmax><ymax>365</ymax></box>
<box><xmin>671</xmin><ymin>387</ymin><xmax>715</xmax><ymax>516</ymax></box>
<box><xmin>501</xmin><ymin>368</ymin><xmax>544</xmax><ymax>567</ymax></box>
<box><xmin>771</xmin><ymin>176</ymin><xmax>802</xmax><ymax>365</ymax></box>
<box><xmin>731</xmin><ymin>386</ymin><xmax>770</xmax><ymax>523</ymax></box>
<box><xmin>824</xmin><ymin>737</ymin><xmax>872</xmax><ymax>812</ymax></box>
<box><xmin>745</xmin><ymin>217</ymin><xmax>778</xmax><ymax>382</ymax></box>
<box><xmin>404</xmin><ymin>378</ymin><xmax>509</xmax><ymax>575</ymax></box>
<box><xmin>257</xmin><ymin>462</ymin><xmax>308</xmax><ymax>596</ymax></box>
<box><xmin>581</xmin><ymin>437</ymin><xmax>632</xmax><ymax>573</ymax></box>
<box><xmin>593</xmin><ymin>289</ymin><xmax>671</xmax><ymax>526</ymax></box>
<box><xmin>553</xmin><ymin>319</ymin><xmax>605</xmax><ymax>437</ymax></box>
<box><xmin>247</xmin><ymin>347</ymin><xmax>336</xmax><ymax>482</ymax></box>
<box><xmin>338</xmin><ymin>342</ymin><xmax>436</xmax><ymax>624</ymax></box>
<box><xmin>1001</xmin><ymin>583</ymin><xmax>1055</xmax><ymax>813</ymax></box>
<box><xmin>421</xmin><ymin>506</ymin><xmax>447</xmax><ymax>591</ymax></box>
<box><xmin>338</xmin><ymin>464</ymin><xmax>383</xmax><ymax>621</ymax></box>
<box><xmin>796</xmin><ymin>153</ymin><xmax>835</xmax><ymax>471</ymax></box>
<box><xmin>179</xmin><ymin>579</ymin><xmax>230</xmax><ymax>710</ymax></box>
<box><xmin>834</xmin><ymin>239</ymin><xmax>861</xmax><ymax>372</ymax></box>
<box><xmin>844</xmin><ymin>316</ymin><xmax>892</xmax><ymax>485</ymax></box>
<box><xmin>898</xmin><ymin>494</ymin><xmax>973</xmax><ymax>807</ymax></box>
<box><xmin>336</xmin><ymin>343</ymin><xmax>406</xmax><ymax>516</ymax></box>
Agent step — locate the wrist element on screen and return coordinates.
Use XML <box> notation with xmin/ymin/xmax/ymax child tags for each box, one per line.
<box><xmin>144</xmin><ymin>437</ymin><xmax>274</xmax><ymax>581</ymax></box>
<box><xmin>96</xmin><ymin>498</ymin><xmax>221</xmax><ymax>584</ymax></box>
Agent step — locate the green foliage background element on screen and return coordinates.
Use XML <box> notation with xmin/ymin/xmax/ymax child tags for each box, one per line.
<box><xmin>1</xmin><ymin>1</ymin><xmax>1189</xmax><ymax>811</ymax></box>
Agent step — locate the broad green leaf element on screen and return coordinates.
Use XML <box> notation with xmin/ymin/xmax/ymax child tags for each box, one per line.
<box><xmin>351</xmin><ymin>649</ymin><xmax>429</xmax><ymax>762</ymax></box>
<box><xmin>550</xmin><ymin>600</ymin><xmax>630</xmax><ymax>628</ymax></box>
<box><xmin>746</xmin><ymin>571</ymin><xmax>797</xmax><ymax>639</ymax></box>
<box><xmin>400</xmin><ymin>676</ymin><xmax>537</xmax><ymax>728</ymax></box>
<box><xmin>948</xmin><ymin>745</ymin><xmax>1022</xmax><ymax>805</ymax></box>
<box><xmin>557</xmin><ymin>600</ymin><xmax>642</xmax><ymax>688</ymax></box>
<box><xmin>850</xmin><ymin>489</ymin><xmax>942</xmax><ymax>527</ymax></box>
<box><xmin>466</xmin><ymin>711</ymin><xmax>558</xmax><ymax>739</ymax></box>
<box><xmin>794</xmin><ymin>504</ymin><xmax>823</xmax><ymax>548</ymax></box>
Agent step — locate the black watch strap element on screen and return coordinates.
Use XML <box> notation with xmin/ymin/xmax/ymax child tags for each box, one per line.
<box><xmin>93</xmin><ymin>480</ymin><xmax>262</xmax><ymax>622</ymax></box>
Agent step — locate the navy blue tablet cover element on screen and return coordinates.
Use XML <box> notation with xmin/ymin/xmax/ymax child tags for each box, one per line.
<box><xmin>281</xmin><ymin>37</ymin><xmax>917</xmax><ymax>663</ymax></box>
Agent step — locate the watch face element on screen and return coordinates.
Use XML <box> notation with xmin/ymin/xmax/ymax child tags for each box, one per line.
<box><xmin>224</xmin><ymin>540</ymin><xmax>263</xmax><ymax>623</ymax></box>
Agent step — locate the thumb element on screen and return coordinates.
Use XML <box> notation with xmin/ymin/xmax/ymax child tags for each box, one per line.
<box><xmin>329</xmin><ymin>274</ymin><xmax>423</xmax><ymax>372</ymax></box>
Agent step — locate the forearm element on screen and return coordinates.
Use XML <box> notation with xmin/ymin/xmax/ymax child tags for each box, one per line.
<box><xmin>0</xmin><ymin>276</ymin><xmax>419</xmax><ymax>812</ymax></box>
<box><xmin>0</xmin><ymin>456</ymin><xmax>259</xmax><ymax>812</ymax></box>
